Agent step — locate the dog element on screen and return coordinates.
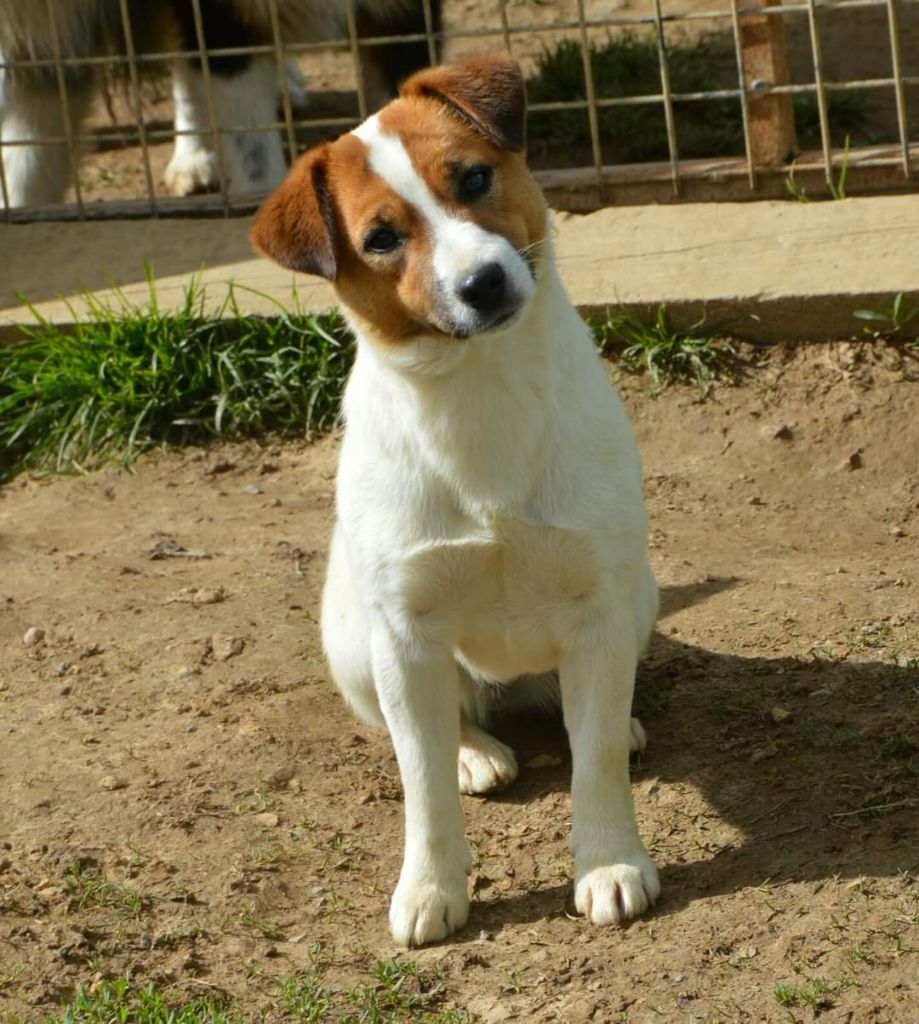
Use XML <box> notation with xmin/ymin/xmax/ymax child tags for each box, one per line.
<box><xmin>0</xmin><ymin>0</ymin><xmax>438</xmax><ymax>208</ymax></box>
<box><xmin>250</xmin><ymin>53</ymin><xmax>661</xmax><ymax>946</ymax></box>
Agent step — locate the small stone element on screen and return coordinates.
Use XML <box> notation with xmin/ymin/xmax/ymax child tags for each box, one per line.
<box><xmin>253</xmin><ymin>812</ymin><xmax>279</xmax><ymax>828</ymax></box>
<box><xmin>773</xmin><ymin>424</ymin><xmax>793</xmax><ymax>441</ymax></box>
<box><xmin>265</xmin><ymin>764</ymin><xmax>295</xmax><ymax>789</ymax></box>
<box><xmin>53</xmin><ymin>662</ymin><xmax>69</xmax><ymax>677</ymax></box>
<box><xmin>22</xmin><ymin>627</ymin><xmax>45</xmax><ymax>647</ymax></box>
<box><xmin>171</xmin><ymin>586</ymin><xmax>227</xmax><ymax>605</ymax></box>
<box><xmin>288</xmin><ymin>777</ymin><xmax>302</xmax><ymax>794</ymax></box>
<box><xmin>174</xmin><ymin>665</ymin><xmax>200</xmax><ymax>680</ymax></box>
<box><xmin>889</xmin><ymin>526</ymin><xmax>906</xmax><ymax>538</ymax></box>
<box><xmin>243</xmin><ymin>483</ymin><xmax>263</xmax><ymax>496</ymax></box>
<box><xmin>184</xmin><ymin>724</ymin><xmax>198</xmax><ymax>733</ymax></box>
<box><xmin>211</xmin><ymin>633</ymin><xmax>244</xmax><ymax>662</ymax></box>
<box><xmin>525</xmin><ymin>754</ymin><xmax>564</xmax><ymax>768</ymax></box>
<box><xmin>747</xmin><ymin>495</ymin><xmax>765</xmax><ymax>506</ymax></box>
<box><xmin>99</xmin><ymin>775</ymin><xmax>127</xmax><ymax>791</ymax></box>
<box><xmin>770</xmin><ymin>706</ymin><xmax>792</xmax><ymax>724</ymax></box>
<box><xmin>842</xmin><ymin>450</ymin><xmax>863</xmax><ymax>471</ymax></box>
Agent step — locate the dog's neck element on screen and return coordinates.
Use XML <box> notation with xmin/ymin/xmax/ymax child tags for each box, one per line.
<box><xmin>343</xmin><ymin>253</ymin><xmax>582</xmax><ymax>513</ymax></box>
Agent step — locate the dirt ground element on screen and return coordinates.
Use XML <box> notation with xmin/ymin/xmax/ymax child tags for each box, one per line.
<box><xmin>1</xmin><ymin>339</ymin><xmax>916</xmax><ymax>1021</ymax></box>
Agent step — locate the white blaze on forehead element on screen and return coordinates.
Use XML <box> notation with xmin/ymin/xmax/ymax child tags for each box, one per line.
<box><xmin>352</xmin><ymin>114</ymin><xmax>449</xmax><ymax>228</ymax></box>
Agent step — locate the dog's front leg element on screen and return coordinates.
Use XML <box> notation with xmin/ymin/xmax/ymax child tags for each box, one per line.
<box><xmin>560</xmin><ymin>619</ymin><xmax>660</xmax><ymax>925</ymax></box>
<box><xmin>372</xmin><ymin>628</ymin><xmax>471</xmax><ymax>946</ymax></box>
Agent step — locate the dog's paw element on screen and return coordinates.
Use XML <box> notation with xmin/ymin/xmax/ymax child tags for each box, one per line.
<box><xmin>629</xmin><ymin>717</ymin><xmax>647</xmax><ymax>753</ymax></box>
<box><xmin>389</xmin><ymin>871</ymin><xmax>470</xmax><ymax>947</ymax></box>
<box><xmin>164</xmin><ymin>147</ymin><xmax>217</xmax><ymax>196</ymax></box>
<box><xmin>458</xmin><ymin>731</ymin><xmax>518</xmax><ymax>795</ymax></box>
<box><xmin>574</xmin><ymin>853</ymin><xmax>660</xmax><ymax>926</ymax></box>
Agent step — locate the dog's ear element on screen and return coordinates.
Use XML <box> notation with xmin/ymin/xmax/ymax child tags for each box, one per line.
<box><xmin>400</xmin><ymin>54</ymin><xmax>526</xmax><ymax>152</ymax></box>
<box><xmin>250</xmin><ymin>146</ymin><xmax>337</xmax><ymax>279</ymax></box>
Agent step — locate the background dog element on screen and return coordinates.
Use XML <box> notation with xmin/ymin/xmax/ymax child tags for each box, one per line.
<box><xmin>0</xmin><ymin>0</ymin><xmax>439</xmax><ymax>208</ymax></box>
<box><xmin>251</xmin><ymin>54</ymin><xmax>661</xmax><ymax>946</ymax></box>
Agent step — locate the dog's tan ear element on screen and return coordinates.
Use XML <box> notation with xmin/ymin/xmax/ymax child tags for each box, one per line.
<box><xmin>250</xmin><ymin>146</ymin><xmax>337</xmax><ymax>279</ymax></box>
<box><xmin>400</xmin><ymin>54</ymin><xmax>526</xmax><ymax>152</ymax></box>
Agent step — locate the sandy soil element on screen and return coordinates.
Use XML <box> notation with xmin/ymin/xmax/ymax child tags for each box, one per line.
<box><xmin>1</xmin><ymin>340</ymin><xmax>917</xmax><ymax>1022</ymax></box>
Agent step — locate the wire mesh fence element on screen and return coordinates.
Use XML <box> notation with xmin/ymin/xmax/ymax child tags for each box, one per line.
<box><xmin>1</xmin><ymin>0</ymin><xmax>917</xmax><ymax>222</ymax></box>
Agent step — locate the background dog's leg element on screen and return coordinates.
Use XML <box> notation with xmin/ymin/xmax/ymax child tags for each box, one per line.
<box><xmin>0</xmin><ymin>62</ymin><xmax>92</xmax><ymax>208</ymax></box>
<box><xmin>560</xmin><ymin>612</ymin><xmax>661</xmax><ymax>926</ymax></box>
<box><xmin>356</xmin><ymin>0</ymin><xmax>442</xmax><ymax>108</ymax></box>
<box><xmin>166</xmin><ymin>54</ymin><xmax>286</xmax><ymax>197</ymax></box>
<box><xmin>165</xmin><ymin>0</ymin><xmax>286</xmax><ymax>198</ymax></box>
<box><xmin>372</xmin><ymin>631</ymin><xmax>471</xmax><ymax>947</ymax></box>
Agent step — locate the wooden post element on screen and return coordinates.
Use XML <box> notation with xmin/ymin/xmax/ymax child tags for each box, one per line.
<box><xmin>740</xmin><ymin>0</ymin><xmax>797</xmax><ymax>167</ymax></box>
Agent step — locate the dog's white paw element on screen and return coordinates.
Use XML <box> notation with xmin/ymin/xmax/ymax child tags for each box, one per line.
<box><xmin>629</xmin><ymin>717</ymin><xmax>647</xmax><ymax>753</ymax></box>
<box><xmin>389</xmin><ymin>869</ymin><xmax>470</xmax><ymax>947</ymax></box>
<box><xmin>574</xmin><ymin>852</ymin><xmax>660</xmax><ymax>925</ymax></box>
<box><xmin>164</xmin><ymin>147</ymin><xmax>217</xmax><ymax>196</ymax></box>
<box><xmin>458</xmin><ymin>730</ymin><xmax>518</xmax><ymax>795</ymax></box>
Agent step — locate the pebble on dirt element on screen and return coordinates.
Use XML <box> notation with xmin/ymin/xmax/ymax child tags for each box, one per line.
<box><xmin>99</xmin><ymin>775</ymin><xmax>127</xmax><ymax>791</ymax></box>
<box><xmin>211</xmin><ymin>633</ymin><xmax>245</xmax><ymax>662</ymax></box>
<box><xmin>22</xmin><ymin>627</ymin><xmax>45</xmax><ymax>647</ymax></box>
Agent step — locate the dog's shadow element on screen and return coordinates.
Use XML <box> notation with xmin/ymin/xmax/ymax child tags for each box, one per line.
<box><xmin>468</xmin><ymin>579</ymin><xmax>917</xmax><ymax>931</ymax></box>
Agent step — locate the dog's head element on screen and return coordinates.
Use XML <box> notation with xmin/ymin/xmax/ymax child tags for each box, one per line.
<box><xmin>251</xmin><ymin>55</ymin><xmax>546</xmax><ymax>347</ymax></box>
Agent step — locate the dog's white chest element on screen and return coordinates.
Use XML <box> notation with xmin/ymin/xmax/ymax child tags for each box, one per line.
<box><xmin>389</xmin><ymin>516</ymin><xmax>602</xmax><ymax>680</ymax></box>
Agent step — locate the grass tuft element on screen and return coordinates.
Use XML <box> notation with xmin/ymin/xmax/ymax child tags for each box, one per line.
<box><xmin>0</xmin><ymin>274</ymin><xmax>352</xmax><ymax>482</ymax></box>
<box><xmin>41</xmin><ymin>979</ymin><xmax>234</xmax><ymax>1024</ymax></box>
<box><xmin>592</xmin><ymin>306</ymin><xmax>731</xmax><ymax>393</ymax></box>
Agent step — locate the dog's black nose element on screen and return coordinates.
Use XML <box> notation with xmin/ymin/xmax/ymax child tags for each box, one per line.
<box><xmin>457</xmin><ymin>262</ymin><xmax>506</xmax><ymax>313</ymax></box>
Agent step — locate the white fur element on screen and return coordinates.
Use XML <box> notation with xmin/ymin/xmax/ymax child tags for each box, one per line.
<box><xmin>165</xmin><ymin>55</ymin><xmax>287</xmax><ymax>197</ymax></box>
<box><xmin>322</xmin><ymin>121</ymin><xmax>661</xmax><ymax>947</ymax></box>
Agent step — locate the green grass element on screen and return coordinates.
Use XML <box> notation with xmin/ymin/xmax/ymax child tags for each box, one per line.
<box><xmin>594</xmin><ymin>305</ymin><xmax>731</xmax><ymax>393</ymax></box>
<box><xmin>24</xmin><ymin>959</ymin><xmax>473</xmax><ymax>1024</ymax></box>
<box><xmin>0</xmin><ymin>276</ymin><xmax>729</xmax><ymax>484</ymax></box>
<box><xmin>773</xmin><ymin>976</ymin><xmax>844</xmax><ymax>1010</ymax></box>
<box><xmin>63</xmin><ymin>859</ymin><xmax>151</xmax><ymax>920</ymax></box>
<box><xmin>0</xmin><ymin>275</ymin><xmax>352</xmax><ymax>482</ymax></box>
<box><xmin>854</xmin><ymin>292</ymin><xmax>919</xmax><ymax>341</ymax></box>
<box><xmin>33</xmin><ymin>979</ymin><xmax>234</xmax><ymax>1024</ymax></box>
<box><xmin>526</xmin><ymin>33</ymin><xmax>867</xmax><ymax>162</ymax></box>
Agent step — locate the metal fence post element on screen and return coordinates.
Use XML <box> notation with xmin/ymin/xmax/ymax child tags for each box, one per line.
<box><xmin>740</xmin><ymin>0</ymin><xmax>796</xmax><ymax>168</ymax></box>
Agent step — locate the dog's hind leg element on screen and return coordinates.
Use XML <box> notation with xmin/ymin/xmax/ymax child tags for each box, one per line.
<box><xmin>0</xmin><ymin>59</ymin><xmax>92</xmax><ymax>209</ymax></box>
<box><xmin>457</xmin><ymin>716</ymin><xmax>518</xmax><ymax>796</ymax></box>
<box><xmin>321</xmin><ymin>525</ymin><xmax>385</xmax><ymax>729</ymax></box>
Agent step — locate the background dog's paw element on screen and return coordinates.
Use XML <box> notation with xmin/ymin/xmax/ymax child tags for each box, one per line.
<box><xmin>574</xmin><ymin>854</ymin><xmax>660</xmax><ymax>925</ymax></box>
<box><xmin>164</xmin><ymin>148</ymin><xmax>217</xmax><ymax>196</ymax></box>
<box><xmin>629</xmin><ymin>717</ymin><xmax>647</xmax><ymax>753</ymax></box>
<box><xmin>389</xmin><ymin>874</ymin><xmax>469</xmax><ymax>947</ymax></box>
<box><xmin>458</xmin><ymin>731</ymin><xmax>518</xmax><ymax>795</ymax></box>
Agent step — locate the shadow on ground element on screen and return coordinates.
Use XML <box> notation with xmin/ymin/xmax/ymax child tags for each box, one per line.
<box><xmin>468</xmin><ymin>580</ymin><xmax>917</xmax><ymax>934</ymax></box>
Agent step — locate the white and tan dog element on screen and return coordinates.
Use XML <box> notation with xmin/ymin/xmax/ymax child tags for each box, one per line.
<box><xmin>251</xmin><ymin>53</ymin><xmax>661</xmax><ymax>947</ymax></box>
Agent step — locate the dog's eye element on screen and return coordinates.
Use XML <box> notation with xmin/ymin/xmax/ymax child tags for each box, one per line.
<box><xmin>364</xmin><ymin>226</ymin><xmax>401</xmax><ymax>254</ymax></box>
<box><xmin>458</xmin><ymin>165</ymin><xmax>492</xmax><ymax>201</ymax></box>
